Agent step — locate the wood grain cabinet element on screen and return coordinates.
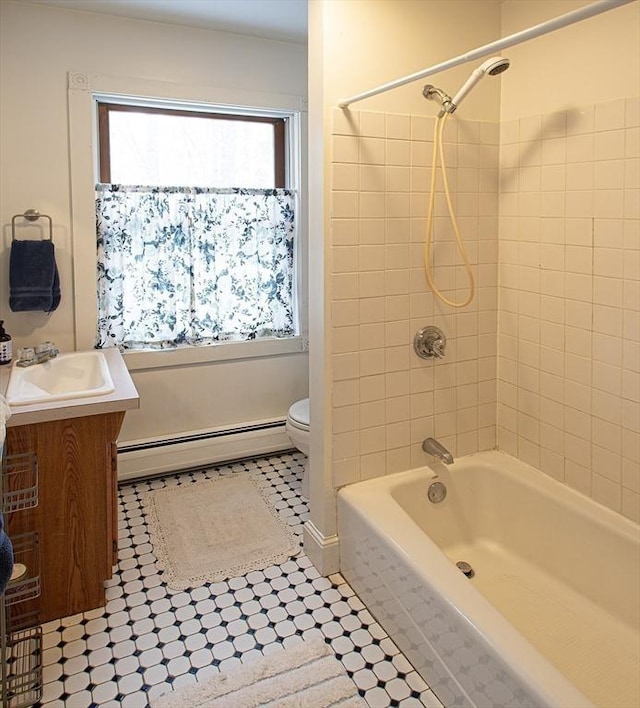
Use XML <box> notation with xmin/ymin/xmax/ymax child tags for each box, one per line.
<box><xmin>6</xmin><ymin>412</ymin><xmax>125</xmax><ymax>623</ymax></box>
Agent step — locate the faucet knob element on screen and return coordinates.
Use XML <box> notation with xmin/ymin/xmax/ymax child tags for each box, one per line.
<box><xmin>414</xmin><ymin>326</ymin><xmax>447</xmax><ymax>360</ymax></box>
<box><xmin>431</xmin><ymin>337</ymin><xmax>445</xmax><ymax>358</ymax></box>
<box><xmin>17</xmin><ymin>347</ymin><xmax>35</xmax><ymax>364</ymax></box>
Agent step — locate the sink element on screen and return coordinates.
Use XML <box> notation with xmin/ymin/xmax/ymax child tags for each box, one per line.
<box><xmin>6</xmin><ymin>351</ymin><xmax>115</xmax><ymax>406</ymax></box>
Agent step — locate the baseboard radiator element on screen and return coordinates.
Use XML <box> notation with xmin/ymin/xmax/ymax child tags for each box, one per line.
<box><xmin>117</xmin><ymin>418</ymin><xmax>293</xmax><ymax>482</ymax></box>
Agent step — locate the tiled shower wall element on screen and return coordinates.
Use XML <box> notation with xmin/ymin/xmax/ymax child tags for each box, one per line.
<box><xmin>329</xmin><ymin>97</ymin><xmax>639</xmax><ymax>525</ymax></box>
<box><xmin>329</xmin><ymin>108</ymin><xmax>500</xmax><ymax>487</ymax></box>
<box><xmin>497</xmin><ymin>96</ymin><xmax>640</xmax><ymax>524</ymax></box>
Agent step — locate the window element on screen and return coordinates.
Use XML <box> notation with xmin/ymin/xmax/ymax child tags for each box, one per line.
<box><xmin>95</xmin><ymin>101</ymin><xmax>296</xmax><ymax>350</ymax></box>
<box><xmin>98</xmin><ymin>103</ymin><xmax>286</xmax><ymax>188</ymax></box>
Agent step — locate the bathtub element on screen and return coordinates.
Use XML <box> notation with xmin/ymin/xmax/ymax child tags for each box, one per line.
<box><xmin>338</xmin><ymin>450</ymin><xmax>639</xmax><ymax>708</ymax></box>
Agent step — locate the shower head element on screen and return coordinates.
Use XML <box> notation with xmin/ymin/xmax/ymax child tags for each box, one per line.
<box><xmin>446</xmin><ymin>56</ymin><xmax>510</xmax><ymax>113</ymax></box>
<box><xmin>482</xmin><ymin>56</ymin><xmax>511</xmax><ymax>76</ymax></box>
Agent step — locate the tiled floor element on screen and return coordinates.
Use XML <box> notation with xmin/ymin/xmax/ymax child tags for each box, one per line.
<box><xmin>36</xmin><ymin>452</ymin><xmax>442</xmax><ymax>708</ymax></box>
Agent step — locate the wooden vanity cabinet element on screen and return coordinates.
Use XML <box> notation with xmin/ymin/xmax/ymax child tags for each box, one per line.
<box><xmin>6</xmin><ymin>412</ymin><xmax>125</xmax><ymax>623</ymax></box>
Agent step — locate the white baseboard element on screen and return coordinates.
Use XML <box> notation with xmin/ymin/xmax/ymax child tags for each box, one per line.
<box><xmin>303</xmin><ymin>520</ymin><xmax>340</xmax><ymax>576</ymax></box>
<box><xmin>118</xmin><ymin>419</ymin><xmax>292</xmax><ymax>481</ymax></box>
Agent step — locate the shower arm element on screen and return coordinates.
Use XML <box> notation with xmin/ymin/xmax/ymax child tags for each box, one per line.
<box><xmin>338</xmin><ymin>0</ymin><xmax>633</xmax><ymax>108</ymax></box>
<box><xmin>422</xmin><ymin>85</ymin><xmax>453</xmax><ymax>115</ymax></box>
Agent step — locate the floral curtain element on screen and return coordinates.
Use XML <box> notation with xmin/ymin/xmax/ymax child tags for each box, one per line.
<box><xmin>95</xmin><ymin>185</ymin><xmax>296</xmax><ymax>349</ymax></box>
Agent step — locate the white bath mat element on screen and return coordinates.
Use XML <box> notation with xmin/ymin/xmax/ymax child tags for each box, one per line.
<box><xmin>151</xmin><ymin>638</ymin><xmax>367</xmax><ymax>708</ymax></box>
<box><xmin>143</xmin><ymin>474</ymin><xmax>299</xmax><ymax>590</ymax></box>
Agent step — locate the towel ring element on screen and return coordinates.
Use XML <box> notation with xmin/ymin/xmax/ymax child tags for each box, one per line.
<box><xmin>11</xmin><ymin>209</ymin><xmax>53</xmax><ymax>242</ymax></box>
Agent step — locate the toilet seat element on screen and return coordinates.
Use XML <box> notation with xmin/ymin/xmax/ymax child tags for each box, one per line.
<box><xmin>285</xmin><ymin>399</ymin><xmax>310</xmax><ymax>498</ymax></box>
<box><xmin>287</xmin><ymin>398</ymin><xmax>309</xmax><ymax>430</ymax></box>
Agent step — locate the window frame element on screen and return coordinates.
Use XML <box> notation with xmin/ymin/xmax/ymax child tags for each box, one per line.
<box><xmin>97</xmin><ymin>102</ymin><xmax>287</xmax><ymax>187</ymax></box>
<box><xmin>67</xmin><ymin>71</ymin><xmax>307</xmax><ymax>366</ymax></box>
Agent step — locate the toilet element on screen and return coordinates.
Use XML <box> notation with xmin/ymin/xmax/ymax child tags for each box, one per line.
<box><xmin>285</xmin><ymin>398</ymin><xmax>310</xmax><ymax>498</ymax></box>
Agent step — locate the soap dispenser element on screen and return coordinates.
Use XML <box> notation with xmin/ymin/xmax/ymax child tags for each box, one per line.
<box><xmin>0</xmin><ymin>321</ymin><xmax>12</xmax><ymax>365</ymax></box>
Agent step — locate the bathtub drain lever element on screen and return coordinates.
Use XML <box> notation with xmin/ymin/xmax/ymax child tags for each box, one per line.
<box><xmin>456</xmin><ymin>561</ymin><xmax>475</xmax><ymax>578</ymax></box>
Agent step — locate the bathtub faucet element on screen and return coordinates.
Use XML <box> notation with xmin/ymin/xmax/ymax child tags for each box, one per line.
<box><xmin>422</xmin><ymin>437</ymin><xmax>454</xmax><ymax>465</ymax></box>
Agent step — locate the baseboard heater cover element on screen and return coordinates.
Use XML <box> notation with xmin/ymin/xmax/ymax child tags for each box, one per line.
<box><xmin>118</xmin><ymin>419</ymin><xmax>293</xmax><ymax>481</ymax></box>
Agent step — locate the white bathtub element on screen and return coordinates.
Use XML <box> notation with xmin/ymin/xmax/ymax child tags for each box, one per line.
<box><xmin>338</xmin><ymin>450</ymin><xmax>639</xmax><ymax>708</ymax></box>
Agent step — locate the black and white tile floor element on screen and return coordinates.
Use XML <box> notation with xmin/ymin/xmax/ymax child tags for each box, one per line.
<box><xmin>36</xmin><ymin>452</ymin><xmax>442</xmax><ymax>708</ymax></box>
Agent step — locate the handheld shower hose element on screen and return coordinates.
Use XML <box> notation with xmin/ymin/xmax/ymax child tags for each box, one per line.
<box><xmin>424</xmin><ymin>110</ymin><xmax>475</xmax><ymax>308</ymax></box>
<box><xmin>423</xmin><ymin>57</ymin><xmax>509</xmax><ymax>309</ymax></box>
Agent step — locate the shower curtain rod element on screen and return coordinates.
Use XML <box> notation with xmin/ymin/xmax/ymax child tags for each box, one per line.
<box><xmin>338</xmin><ymin>0</ymin><xmax>634</xmax><ymax>108</ymax></box>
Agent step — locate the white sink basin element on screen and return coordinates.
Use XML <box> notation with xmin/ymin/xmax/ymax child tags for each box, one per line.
<box><xmin>6</xmin><ymin>351</ymin><xmax>115</xmax><ymax>406</ymax></box>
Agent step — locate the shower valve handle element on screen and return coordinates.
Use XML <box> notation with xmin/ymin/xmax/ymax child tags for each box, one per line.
<box><xmin>414</xmin><ymin>326</ymin><xmax>447</xmax><ymax>360</ymax></box>
<box><xmin>431</xmin><ymin>338</ymin><xmax>445</xmax><ymax>358</ymax></box>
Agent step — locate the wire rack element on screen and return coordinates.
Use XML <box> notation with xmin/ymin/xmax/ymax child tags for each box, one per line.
<box><xmin>1</xmin><ymin>609</ymin><xmax>42</xmax><ymax>708</ymax></box>
<box><xmin>1</xmin><ymin>451</ymin><xmax>42</xmax><ymax>708</ymax></box>
<box><xmin>0</xmin><ymin>454</ymin><xmax>37</xmax><ymax>514</ymax></box>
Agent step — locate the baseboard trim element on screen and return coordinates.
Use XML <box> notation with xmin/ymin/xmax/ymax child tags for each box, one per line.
<box><xmin>118</xmin><ymin>419</ymin><xmax>292</xmax><ymax>481</ymax></box>
<box><xmin>303</xmin><ymin>521</ymin><xmax>340</xmax><ymax>576</ymax></box>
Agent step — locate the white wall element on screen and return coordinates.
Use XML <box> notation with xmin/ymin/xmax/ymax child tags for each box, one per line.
<box><xmin>321</xmin><ymin>0</ymin><xmax>503</xmax><ymax>120</ymax></box>
<box><xmin>501</xmin><ymin>0</ymin><xmax>640</xmax><ymax>120</ymax></box>
<box><xmin>305</xmin><ymin>0</ymin><xmax>337</xmax><ymax>573</ymax></box>
<box><xmin>0</xmin><ymin>1</ymin><xmax>309</xmax><ymax>445</ymax></box>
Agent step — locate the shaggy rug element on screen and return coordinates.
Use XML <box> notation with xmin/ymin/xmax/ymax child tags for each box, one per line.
<box><xmin>143</xmin><ymin>474</ymin><xmax>299</xmax><ymax>590</ymax></box>
<box><xmin>151</xmin><ymin>638</ymin><xmax>367</xmax><ymax>707</ymax></box>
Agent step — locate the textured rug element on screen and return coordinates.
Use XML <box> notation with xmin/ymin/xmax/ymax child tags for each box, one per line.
<box><xmin>143</xmin><ymin>474</ymin><xmax>299</xmax><ymax>590</ymax></box>
<box><xmin>151</xmin><ymin>638</ymin><xmax>367</xmax><ymax>707</ymax></box>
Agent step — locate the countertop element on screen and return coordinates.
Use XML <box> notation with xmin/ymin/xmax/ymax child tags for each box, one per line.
<box><xmin>0</xmin><ymin>347</ymin><xmax>139</xmax><ymax>427</ymax></box>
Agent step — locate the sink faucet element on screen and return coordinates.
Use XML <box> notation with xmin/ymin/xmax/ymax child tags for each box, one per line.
<box><xmin>422</xmin><ymin>437</ymin><xmax>454</xmax><ymax>465</ymax></box>
<box><xmin>16</xmin><ymin>342</ymin><xmax>59</xmax><ymax>367</ymax></box>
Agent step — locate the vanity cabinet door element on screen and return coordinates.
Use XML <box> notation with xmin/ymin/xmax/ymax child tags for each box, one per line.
<box><xmin>6</xmin><ymin>411</ymin><xmax>125</xmax><ymax>623</ymax></box>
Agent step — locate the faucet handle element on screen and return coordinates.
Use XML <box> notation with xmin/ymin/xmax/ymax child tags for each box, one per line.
<box><xmin>35</xmin><ymin>341</ymin><xmax>58</xmax><ymax>355</ymax></box>
<box><xmin>414</xmin><ymin>326</ymin><xmax>447</xmax><ymax>360</ymax></box>
<box><xmin>17</xmin><ymin>347</ymin><xmax>35</xmax><ymax>364</ymax></box>
<box><xmin>431</xmin><ymin>336</ymin><xmax>445</xmax><ymax>358</ymax></box>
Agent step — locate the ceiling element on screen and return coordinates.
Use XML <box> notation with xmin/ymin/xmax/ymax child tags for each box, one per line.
<box><xmin>13</xmin><ymin>0</ymin><xmax>308</xmax><ymax>43</ymax></box>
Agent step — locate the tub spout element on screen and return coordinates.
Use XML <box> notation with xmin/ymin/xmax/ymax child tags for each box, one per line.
<box><xmin>422</xmin><ymin>437</ymin><xmax>454</xmax><ymax>464</ymax></box>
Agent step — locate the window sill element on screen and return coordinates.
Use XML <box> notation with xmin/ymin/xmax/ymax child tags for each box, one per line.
<box><xmin>123</xmin><ymin>336</ymin><xmax>307</xmax><ymax>372</ymax></box>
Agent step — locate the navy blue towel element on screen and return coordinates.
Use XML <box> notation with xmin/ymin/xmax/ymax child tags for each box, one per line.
<box><xmin>9</xmin><ymin>239</ymin><xmax>61</xmax><ymax>313</ymax></box>
<box><xmin>0</xmin><ymin>513</ymin><xmax>13</xmax><ymax>595</ymax></box>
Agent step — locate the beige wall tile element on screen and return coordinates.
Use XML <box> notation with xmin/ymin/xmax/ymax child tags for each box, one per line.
<box><xmin>360</xmin><ymin>452</ymin><xmax>386</xmax><ymax>480</ymax></box>
<box><xmin>360</xmin><ymin>164</ymin><xmax>385</xmax><ymax>192</ymax></box>
<box><xmin>621</xmin><ymin>487</ymin><xmax>640</xmax><ymax>524</ymax></box>
<box><xmin>386</xmin><ymin>113</ymin><xmax>411</xmax><ymax>140</ymax></box>
<box><xmin>333</xmin><ymin>135</ymin><xmax>360</xmax><ymax>163</ymax></box>
<box><xmin>566</xmin><ymin>105</ymin><xmax>594</xmax><ymax>137</ymax></box>
<box><xmin>333</xmin><ymin>457</ymin><xmax>361</xmax><ymax>488</ymax></box>
<box><xmin>329</xmin><ymin>98</ymin><xmax>638</xmax><ymax>523</ymax></box>
<box><xmin>360</xmin><ymin>137</ymin><xmax>386</xmax><ymax>165</ymax></box>
<box><xmin>332</xmin><ymin>107</ymin><xmax>360</xmax><ymax>136</ymax></box>
<box><xmin>495</xmin><ymin>97</ymin><xmax>639</xmax><ymax>518</ymax></box>
<box><xmin>359</xmin><ymin>111</ymin><xmax>385</xmax><ymax>138</ymax></box>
